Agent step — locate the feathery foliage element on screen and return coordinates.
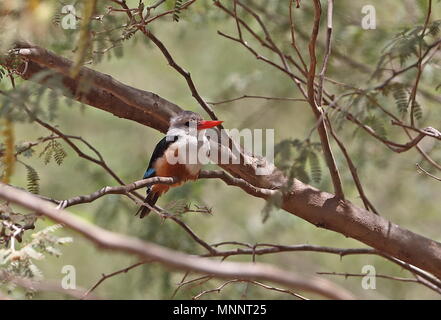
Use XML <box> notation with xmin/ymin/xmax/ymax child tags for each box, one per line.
<box><xmin>25</xmin><ymin>165</ymin><xmax>40</xmax><ymax>194</ymax></box>
<box><xmin>173</xmin><ymin>0</ymin><xmax>184</xmax><ymax>22</ymax></box>
<box><xmin>0</xmin><ymin>222</ymin><xmax>72</xmax><ymax>298</ymax></box>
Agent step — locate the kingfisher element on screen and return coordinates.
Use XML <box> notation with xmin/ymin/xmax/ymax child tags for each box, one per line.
<box><xmin>136</xmin><ymin>111</ymin><xmax>223</xmax><ymax>218</ymax></box>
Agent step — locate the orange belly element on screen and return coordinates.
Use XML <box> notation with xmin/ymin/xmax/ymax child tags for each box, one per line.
<box><xmin>152</xmin><ymin>155</ymin><xmax>199</xmax><ymax>195</ymax></box>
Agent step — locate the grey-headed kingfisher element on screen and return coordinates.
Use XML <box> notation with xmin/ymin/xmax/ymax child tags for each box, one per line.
<box><xmin>136</xmin><ymin>111</ymin><xmax>223</xmax><ymax>218</ymax></box>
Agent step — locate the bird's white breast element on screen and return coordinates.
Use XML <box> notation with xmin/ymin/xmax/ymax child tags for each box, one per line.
<box><xmin>166</xmin><ymin>129</ymin><xmax>210</xmax><ymax>176</ymax></box>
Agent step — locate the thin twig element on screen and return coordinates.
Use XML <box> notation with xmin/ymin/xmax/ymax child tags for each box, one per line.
<box><xmin>409</xmin><ymin>0</ymin><xmax>432</xmax><ymax>126</ymax></box>
<box><xmin>318</xmin><ymin>271</ymin><xmax>418</xmax><ymax>283</ymax></box>
<box><xmin>416</xmin><ymin>163</ymin><xmax>441</xmax><ymax>182</ymax></box>
<box><xmin>326</xmin><ymin>115</ymin><xmax>379</xmax><ymax>214</ymax></box>
<box><xmin>82</xmin><ymin>261</ymin><xmax>148</xmax><ymax>299</ymax></box>
<box><xmin>208</xmin><ymin>95</ymin><xmax>306</xmax><ymax>106</ymax></box>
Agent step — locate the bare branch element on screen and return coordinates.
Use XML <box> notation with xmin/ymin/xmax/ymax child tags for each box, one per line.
<box><xmin>326</xmin><ymin>115</ymin><xmax>379</xmax><ymax>214</ymax></box>
<box><xmin>82</xmin><ymin>261</ymin><xmax>148</xmax><ymax>299</ymax></box>
<box><xmin>0</xmin><ymin>183</ymin><xmax>354</xmax><ymax>300</ymax></box>
<box><xmin>317</xmin><ymin>271</ymin><xmax>418</xmax><ymax>283</ymax></box>
<box><xmin>317</xmin><ymin>0</ymin><xmax>333</xmax><ymax>105</ymax></box>
<box><xmin>409</xmin><ymin>0</ymin><xmax>432</xmax><ymax>126</ymax></box>
<box><xmin>137</xmin><ymin>29</ymin><xmax>218</xmax><ymax>122</ymax></box>
<box><xmin>306</xmin><ymin>0</ymin><xmax>344</xmax><ymax>199</ymax></box>
<box><xmin>208</xmin><ymin>95</ymin><xmax>307</xmax><ymax>106</ymax></box>
<box><xmin>57</xmin><ymin>176</ymin><xmax>177</xmax><ymax>208</ymax></box>
<box><xmin>192</xmin><ymin>279</ymin><xmax>308</xmax><ymax>300</ymax></box>
<box><xmin>289</xmin><ymin>0</ymin><xmax>308</xmax><ymax>73</ymax></box>
<box><xmin>416</xmin><ymin>163</ymin><xmax>441</xmax><ymax>182</ymax></box>
<box><xmin>204</xmin><ymin>242</ymin><xmax>378</xmax><ymax>259</ymax></box>
<box><xmin>318</xmin><ymin>270</ymin><xmax>441</xmax><ymax>295</ymax></box>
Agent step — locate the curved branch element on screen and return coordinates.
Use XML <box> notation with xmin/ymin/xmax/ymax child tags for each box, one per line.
<box><xmin>0</xmin><ymin>183</ymin><xmax>353</xmax><ymax>300</ymax></box>
<box><xmin>58</xmin><ymin>176</ymin><xmax>177</xmax><ymax>208</ymax></box>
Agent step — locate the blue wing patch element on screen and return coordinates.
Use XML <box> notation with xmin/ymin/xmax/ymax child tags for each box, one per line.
<box><xmin>142</xmin><ymin>135</ymin><xmax>178</xmax><ymax>180</ymax></box>
<box><xmin>143</xmin><ymin>167</ymin><xmax>156</xmax><ymax>179</ymax></box>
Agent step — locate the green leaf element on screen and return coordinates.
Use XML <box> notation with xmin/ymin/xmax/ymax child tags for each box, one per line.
<box><xmin>365</xmin><ymin>115</ymin><xmax>388</xmax><ymax>140</ymax></box>
<box><xmin>48</xmin><ymin>90</ymin><xmax>59</xmax><ymax>121</ymax></box>
<box><xmin>412</xmin><ymin>100</ymin><xmax>423</xmax><ymax>120</ymax></box>
<box><xmin>391</xmin><ymin>83</ymin><xmax>408</xmax><ymax>115</ymax></box>
<box><xmin>308</xmin><ymin>151</ymin><xmax>322</xmax><ymax>184</ymax></box>
<box><xmin>25</xmin><ymin>165</ymin><xmax>40</xmax><ymax>194</ymax></box>
<box><xmin>53</xmin><ymin>141</ymin><xmax>67</xmax><ymax>165</ymax></box>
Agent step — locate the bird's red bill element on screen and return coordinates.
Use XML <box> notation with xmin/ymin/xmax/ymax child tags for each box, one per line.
<box><xmin>197</xmin><ymin>120</ymin><xmax>223</xmax><ymax>130</ymax></box>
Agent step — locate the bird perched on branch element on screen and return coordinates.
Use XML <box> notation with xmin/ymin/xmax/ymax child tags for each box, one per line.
<box><xmin>136</xmin><ymin>111</ymin><xmax>223</xmax><ymax>218</ymax></box>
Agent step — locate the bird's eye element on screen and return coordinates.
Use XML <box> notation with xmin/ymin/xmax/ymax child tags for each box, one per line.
<box><xmin>184</xmin><ymin>121</ymin><xmax>190</xmax><ymax>127</ymax></box>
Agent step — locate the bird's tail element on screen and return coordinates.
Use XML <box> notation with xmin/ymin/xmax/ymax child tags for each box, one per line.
<box><xmin>135</xmin><ymin>188</ymin><xmax>160</xmax><ymax>218</ymax></box>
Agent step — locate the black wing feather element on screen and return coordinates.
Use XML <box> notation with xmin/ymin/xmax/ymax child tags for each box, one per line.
<box><xmin>143</xmin><ymin>135</ymin><xmax>179</xmax><ymax>179</ymax></box>
<box><xmin>137</xmin><ymin>135</ymin><xmax>178</xmax><ymax>218</ymax></box>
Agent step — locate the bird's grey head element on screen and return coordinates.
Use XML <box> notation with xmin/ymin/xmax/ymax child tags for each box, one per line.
<box><xmin>168</xmin><ymin>110</ymin><xmax>223</xmax><ymax>137</ymax></box>
<box><xmin>169</xmin><ymin>111</ymin><xmax>202</xmax><ymax>131</ymax></box>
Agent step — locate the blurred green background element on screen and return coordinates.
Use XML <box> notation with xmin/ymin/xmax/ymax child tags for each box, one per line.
<box><xmin>2</xmin><ymin>0</ymin><xmax>441</xmax><ymax>299</ymax></box>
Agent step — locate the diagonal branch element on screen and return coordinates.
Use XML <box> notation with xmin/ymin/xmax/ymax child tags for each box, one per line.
<box><xmin>317</xmin><ymin>0</ymin><xmax>333</xmax><ymax>105</ymax></box>
<box><xmin>139</xmin><ymin>30</ymin><xmax>219</xmax><ymax>122</ymax></box>
<box><xmin>58</xmin><ymin>176</ymin><xmax>178</xmax><ymax>208</ymax></box>
<box><xmin>0</xmin><ymin>183</ymin><xmax>354</xmax><ymax>300</ymax></box>
<box><xmin>4</xmin><ymin>44</ymin><xmax>441</xmax><ymax>283</ymax></box>
<box><xmin>306</xmin><ymin>0</ymin><xmax>344</xmax><ymax>199</ymax></box>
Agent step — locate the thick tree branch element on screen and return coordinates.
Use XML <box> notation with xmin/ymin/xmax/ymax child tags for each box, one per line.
<box><xmin>4</xmin><ymin>44</ymin><xmax>441</xmax><ymax>282</ymax></box>
<box><xmin>12</xmin><ymin>43</ymin><xmax>181</xmax><ymax>133</ymax></box>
